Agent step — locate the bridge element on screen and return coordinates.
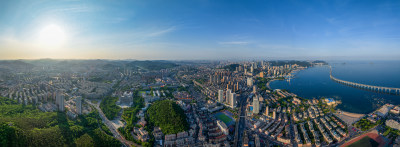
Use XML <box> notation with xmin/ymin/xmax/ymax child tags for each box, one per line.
<box><xmin>330</xmin><ymin>66</ymin><xmax>400</xmax><ymax>95</ymax></box>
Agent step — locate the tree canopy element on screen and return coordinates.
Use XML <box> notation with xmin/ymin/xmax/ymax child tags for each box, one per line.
<box><xmin>146</xmin><ymin>100</ymin><xmax>189</xmax><ymax>135</ymax></box>
<box><xmin>100</xmin><ymin>96</ymin><xmax>121</xmax><ymax>120</ymax></box>
<box><xmin>0</xmin><ymin>97</ymin><xmax>121</xmax><ymax>147</ymax></box>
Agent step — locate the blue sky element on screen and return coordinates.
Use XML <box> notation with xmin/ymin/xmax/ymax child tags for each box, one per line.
<box><xmin>0</xmin><ymin>0</ymin><xmax>399</xmax><ymax>60</ymax></box>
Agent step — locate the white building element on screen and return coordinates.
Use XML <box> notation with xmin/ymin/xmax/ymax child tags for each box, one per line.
<box><xmin>230</xmin><ymin>92</ymin><xmax>236</xmax><ymax>108</ymax></box>
<box><xmin>253</xmin><ymin>97</ymin><xmax>260</xmax><ymax>114</ymax></box>
<box><xmin>226</xmin><ymin>89</ymin><xmax>231</xmax><ymax>104</ymax></box>
<box><xmin>56</xmin><ymin>90</ymin><xmax>64</xmax><ymax>112</ymax></box>
<box><xmin>218</xmin><ymin>90</ymin><xmax>224</xmax><ymax>103</ymax></box>
<box><xmin>273</xmin><ymin>110</ymin><xmax>276</xmax><ymax>119</ymax></box>
<box><xmin>217</xmin><ymin>120</ymin><xmax>229</xmax><ymax>135</ymax></box>
<box><xmin>119</xmin><ymin>91</ymin><xmax>133</xmax><ymax>104</ymax></box>
<box><xmin>247</xmin><ymin>77</ymin><xmax>253</xmax><ymax>87</ymax></box>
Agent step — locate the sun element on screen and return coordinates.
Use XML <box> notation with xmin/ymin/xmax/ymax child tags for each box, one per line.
<box><xmin>38</xmin><ymin>24</ymin><xmax>66</xmax><ymax>46</ymax></box>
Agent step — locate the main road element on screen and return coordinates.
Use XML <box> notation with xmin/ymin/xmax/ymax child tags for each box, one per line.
<box><xmin>234</xmin><ymin>92</ymin><xmax>249</xmax><ymax>147</ymax></box>
<box><xmin>85</xmin><ymin>99</ymin><xmax>141</xmax><ymax>147</ymax></box>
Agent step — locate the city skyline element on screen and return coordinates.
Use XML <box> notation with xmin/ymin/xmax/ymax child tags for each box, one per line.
<box><xmin>1</xmin><ymin>0</ymin><xmax>400</xmax><ymax>60</ymax></box>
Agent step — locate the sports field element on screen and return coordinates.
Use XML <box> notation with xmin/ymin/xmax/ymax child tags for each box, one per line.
<box><xmin>348</xmin><ymin>136</ymin><xmax>378</xmax><ymax>147</ymax></box>
<box><xmin>214</xmin><ymin>112</ymin><xmax>235</xmax><ymax>126</ymax></box>
<box><xmin>341</xmin><ymin>130</ymin><xmax>386</xmax><ymax>147</ymax></box>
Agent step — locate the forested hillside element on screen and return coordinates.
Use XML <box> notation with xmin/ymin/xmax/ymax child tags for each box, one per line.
<box><xmin>0</xmin><ymin>97</ymin><xmax>120</xmax><ymax>147</ymax></box>
<box><xmin>146</xmin><ymin>100</ymin><xmax>189</xmax><ymax>135</ymax></box>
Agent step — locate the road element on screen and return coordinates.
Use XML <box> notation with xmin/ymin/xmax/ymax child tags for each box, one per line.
<box><xmin>85</xmin><ymin>100</ymin><xmax>141</xmax><ymax>147</ymax></box>
<box><xmin>234</xmin><ymin>93</ymin><xmax>248</xmax><ymax>147</ymax></box>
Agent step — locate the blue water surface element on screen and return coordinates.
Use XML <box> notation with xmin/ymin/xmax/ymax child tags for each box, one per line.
<box><xmin>270</xmin><ymin>60</ymin><xmax>400</xmax><ymax>114</ymax></box>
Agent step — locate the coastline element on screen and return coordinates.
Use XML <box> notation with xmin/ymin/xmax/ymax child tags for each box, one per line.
<box><xmin>267</xmin><ymin>66</ymin><xmax>304</xmax><ymax>90</ymax></box>
<box><xmin>334</xmin><ymin>109</ymin><xmax>365</xmax><ymax>125</ymax></box>
<box><xmin>336</xmin><ymin>109</ymin><xmax>365</xmax><ymax>118</ymax></box>
<box><xmin>266</xmin><ymin>79</ymin><xmax>276</xmax><ymax>90</ymax></box>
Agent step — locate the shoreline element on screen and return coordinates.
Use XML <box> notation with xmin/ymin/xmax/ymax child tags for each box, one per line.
<box><xmin>336</xmin><ymin>109</ymin><xmax>365</xmax><ymax>118</ymax></box>
<box><xmin>266</xmin><ymin>79</ymin><xmax>276</xmax><ymax>90</ymax></box>
<box><xmin>266</xmin><ymin>66</ymin><xmax>305</xmax><ymax>90</ymax></box>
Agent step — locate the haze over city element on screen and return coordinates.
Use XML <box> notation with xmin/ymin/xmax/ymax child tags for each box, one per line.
<box><xmin>1</xmin><ymin>0</ymin><xmax>400</xmax><ymax>60</ymax></box>
<box><xmin>2</xmin><ymin>1</ymin><xmax>400</xmax><ymax>147</ymax></box>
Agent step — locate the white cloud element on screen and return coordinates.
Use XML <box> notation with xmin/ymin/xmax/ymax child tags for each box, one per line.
<box><xmin>148</xmin><ymin>26</ymin><xmax>176</xmax><ymax>37</ymax></box>
<box><xmin>218</xmin><ymin>41</ymin><xmax>250</xmax><ymax>45</ymax></box>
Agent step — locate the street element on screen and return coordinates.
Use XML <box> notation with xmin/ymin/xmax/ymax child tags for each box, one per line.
<box><xmin>85</xmin><ymin>99</ymin><xmax>140</xmax><ymax>147</ymax></box>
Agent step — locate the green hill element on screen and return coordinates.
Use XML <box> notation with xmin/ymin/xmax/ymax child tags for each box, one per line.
<box><xmin>0</xmin><ymin>97</ymin><xmax>120</xmax><ymax>147</ymax></box>
<box><xmin>146</xmin><ymin>100</ymin><xmax>188</xmax><ymax>135</ymax></box>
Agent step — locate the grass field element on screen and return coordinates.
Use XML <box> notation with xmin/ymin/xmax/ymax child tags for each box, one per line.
<box><xmin>348</xmin><ymin>136</ymin><xmax>379</xmax><ymax>147</ymax></box>
<box><xmin>139</xmin><ymin>91</ymin><xmax>146</xmax><ymax>94</ymax></box>
<box><xmin>214</xmin><ymin>112</ymin><xmax>234</xmax><ymax>125</ymax></box>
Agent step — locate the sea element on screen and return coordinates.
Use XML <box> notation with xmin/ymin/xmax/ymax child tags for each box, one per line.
<box><xmin>270</xmin><ymin>60</ymin><xmax>400</xmax><ymax>114</ymax></box>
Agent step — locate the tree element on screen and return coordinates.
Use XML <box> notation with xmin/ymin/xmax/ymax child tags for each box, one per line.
<box><xmin>75</xmin><ymin>133</ymin><xmax>95</xmax><ymax>147</ymax></box>
<box><xmin>100</xmin><ymin>96</ymin><xmax>121</xmax><ymax>120</ymax></box>
<box><xmin>146</xmin><ymin>100</ymin><xmax>189</xmax><ymax>134</ymax></box>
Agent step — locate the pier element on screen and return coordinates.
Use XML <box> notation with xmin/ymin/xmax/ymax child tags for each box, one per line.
<box><xmin>330</xmin><ymin>66</ymin><xmax>400</xmax><ymax>95</ymax></box>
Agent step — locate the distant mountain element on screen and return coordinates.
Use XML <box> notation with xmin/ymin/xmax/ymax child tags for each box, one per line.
<box><xmin>268</xmin><ymin>60</ymin><xmax>312</xmax><ymax>67</ymax></box>
<box><xmin>126</xmin><ymin>60</ymin><xmax>178</xmax><ymax>71</ymax></box>
<box><xmin>0</xmin><ymin>60</ymin><xmax>34</xmax><ymax>70</ymax></box>
<box><xmin>312</xmin><ymin>60</ymin><xmax>328</xmax><ymax>65</ymax></box>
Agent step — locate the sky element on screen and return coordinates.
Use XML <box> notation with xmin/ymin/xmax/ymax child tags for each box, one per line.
<box><xmin>0</xmin><ymin>0</ymin><xmax>399</xmax><ymax>60</ymax></box>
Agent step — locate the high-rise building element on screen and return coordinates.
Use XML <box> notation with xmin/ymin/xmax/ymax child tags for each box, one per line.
<box><xmin>76</xmin><ymin>96</ymin><xmax>82</xmax><ymax>115</ymax></box>
<box><xmin>253</xmin><ymin>85</ymin><xmax>257</xmax><ymax>93</ymax></box>
<box><xmin>265</xmin><ymin>106</ymin><xmax>269</xmax><ymax>116</ymax></box>
<box><xmin>218</xmin><ymin>90</ymin><xmax>224</xmax><ymax>103</ymax></box>
<box><xmin>226</xmin><ymin>89</ymin><xmax>231</xmax><ymax>104</ymax></box>
<box><xmin>247</xmin><ymin>77</ymin><xmax>253</xmax><ymax>87</ymax></box>
<box><xmin>56</xmin><ymin>90</ymin><xmax>64</xmax><ymax>112</ymax></box>
<box><xmin>253</xmin><ymin>97</ymin><xmax>259</xmax><ymax>114</ymax></box>
<box><xmin>272</xmin><ymin>110</ymin><xmax>276</xmax><ymax>119</ymax></box>
<box><xmin>236</xmin><ymin>82</ymin><xmax>239</xmax><ymax>92</ymax></box>
<box><xmin>250</xmin><ymin>65</ymin><xmax>254</xmax><ymax>73</ymax></box>
<box><xmin>230</xmin><ymin>92</ymin><xmax>236</xmax><ymax>108</ymax></box>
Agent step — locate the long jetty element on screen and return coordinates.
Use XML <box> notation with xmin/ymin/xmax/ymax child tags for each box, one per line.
<box><xmin>330</xmin><ymin>66</ymin><xmax>400</xmax><ymax>95</ymax></box>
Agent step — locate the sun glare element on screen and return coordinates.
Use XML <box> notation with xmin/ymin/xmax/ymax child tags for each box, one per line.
<box><xmin>38</xmin><ymin>24</ymin><xmax>66</xmax><ymax>46</ymax></box>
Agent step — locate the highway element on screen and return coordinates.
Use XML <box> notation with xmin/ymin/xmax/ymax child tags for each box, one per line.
<box><xmin>85</xmin><ymin>100</ymin><xmax>141</xmax><ymax>147</ymax></box>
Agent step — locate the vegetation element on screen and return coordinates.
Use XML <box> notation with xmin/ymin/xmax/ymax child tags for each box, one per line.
<box><xmin>177</xmin><ymin>86</ymin><xmax>188</xmax><ymax>92</ymax></box>
<box><xmin>0</xmin><ymin>97</ymin><xmax>121</xmax><ymax>147</ymax></box>
<box><xmin>312</xmin><ymin>60</ymin><xmax>328</xmax><ymax>65</ymax></box>
<box><xmin>195</xmin><ymin>79</ymin><xmax>206</xmax><ymax>84</ymax></box>
<box><xmin>122</xmin><ymin>91</ymin><xmax>145</xmax><ymax>125</ymax></box>
<box><xmin>269</xmin><ymin>60</ymin><xmax>312</xmax><ymax>67</ymax></box>
<box><xmin>354</xmin><ymin>118</ymin><xmax>377</xmax><ymax>131</ymax></box>
<box><xmin>146</xmin><ymin>100</ymin><xmax>189</xmax><ymax>134</ymax></box>
<box><xmin>383</xmin><ymin>126</ymin><xmax>400</xmax><ymax>140</ymax></box>
<box><xmin>88</xmin><ymin>76</ymin><xmax>105</xmax><ymax>82</ymax></box>
<box><xmin>223</xmin><ymin>64</ymin><xmax>240</xmax><ymax>71</ymax></box>
<box><xmin>276</xmin><ymin>77</ymin><xmax>285</xmax><ymax>80</ymax></box>
<box><xmin>119</xmin><ymin>90</ymin><xmax>154</xmax><ymax>146</ymax></box>
<box><xmin>256</xmin><ymin>77</ymin><xmax>270</xmax><ymax>91</ymax></box>
<box><xmin>100</xmin><ymin>96</ymin><xmax>121</xmax><ymax>120</ymax></box>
